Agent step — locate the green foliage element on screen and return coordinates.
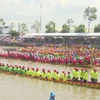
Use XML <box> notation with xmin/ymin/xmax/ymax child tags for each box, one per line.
<box><xmin>20</xmin><ymin>23</ymin><xmax>28</xmax><ymax>33</ymax></box>
<box><xmin>94</xmin><ymin>24</ymin><xmax>100</xmax><ymax>32</ymax></box>
<box><xmin>75</xmin><ymin>24</ymin><xmax>86</xmax><ymax>33</ymax></box>
<box><xmin>10</xmin><ymin>22</ymin><xmax>15</xmax><ymax>31</ymax></box>
<box><xmin>45</xmin><ymin>21</ymin><xmax>57</xmax><ymax>33</ymax></box>
<box><xmin>0</xmin><ymin>18</ymin><xmax>5</xmax><ymax>27</ymax></box>
<box><xmin>9</xmin><ymin>30</ymin><xmax>20</xmax><ymax>37</ymax></box>
<box><xmin>61</xmin><ymin>24</ymin><xmax>70</xmax><ymax>33</ymax></box>
<box><xmin>18</xmin><ymin>23</ymin><xmax>21</xmax><ymax>32</ymax></box>
<box><xmin>31</xmin><ymin>20</ymin><xmax>41</xmax><ymax>33</ymax></box>
<box><xmin>66</xmin><ymin>18</ymin><xmax>74</xmax><ymax>27</ymax></box>
<box><xmin>83</xmin><ymin>6</ymin><xmax>97</xmax><ymax>32</ymax></box>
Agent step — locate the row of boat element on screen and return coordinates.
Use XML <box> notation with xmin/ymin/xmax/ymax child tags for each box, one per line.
<box><xmin>0</xmin><ymin>65</ymin><xmax>100</xmax><ymax>89</ymax></box>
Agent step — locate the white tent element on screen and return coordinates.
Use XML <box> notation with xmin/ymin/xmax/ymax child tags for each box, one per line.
<box><xmin>23</xmin><ymin>34</ymin><xmax>35</xmax><ymax>38</ymax></box>
<box><xmin>23</xmin><ymin>33</ymin><xmax>100</xmax><ymax>37</ymax></box>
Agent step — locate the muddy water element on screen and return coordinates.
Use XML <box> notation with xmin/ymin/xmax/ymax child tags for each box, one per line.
<box><xmin>0</xmin><ymin>47</ymin><xmax>100</xmax><ymax>100</ymax></box>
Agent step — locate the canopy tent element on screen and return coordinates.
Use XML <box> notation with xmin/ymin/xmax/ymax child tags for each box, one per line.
<box><xmin>23</xmin><ymin>33</ymin><xmax>100</xmax><ymax>37</ymax></box>
<box><xmin>23</xmin><ymin>34</ymin><xmax>45</xmax><ymax>40</ymax></box>
<box><xmin>89</xmin><ymin>36</ymin><xmax>99</xmax><ymax>39</ymax></box>
<box><xmin>52</xmin><ymin>36</ymin><xmax>57</xmax><ymax>39</ymax></box>
<box><xmin>23</xmin><ymin>34</ymin><xmax>35</xmax><ymax>38</ymax></box>
<box><xmin>58</xmin><ymin>37</ymin><xmax>63</xmax><ymax>38</ymax></box>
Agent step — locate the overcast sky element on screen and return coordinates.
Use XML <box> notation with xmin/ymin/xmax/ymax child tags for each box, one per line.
<box><xmin>0</xmin><ymin>0</ymin><xmax>100</xmax><ymax>32</ymax></box>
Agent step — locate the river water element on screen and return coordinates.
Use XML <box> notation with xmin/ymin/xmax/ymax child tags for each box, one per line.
<box><xmin>0</xmin><ymin>47</ymin><xmax>100</xmax><ymax>100</ymax></box>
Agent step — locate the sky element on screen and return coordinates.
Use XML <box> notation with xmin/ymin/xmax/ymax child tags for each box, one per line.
<box><xmin>0</xmin><ymin>0</ymin><xmax>100</xmax><ymax>32</ymax></box>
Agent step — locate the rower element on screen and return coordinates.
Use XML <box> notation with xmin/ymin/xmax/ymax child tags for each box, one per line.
<box><xmin>30</xmin><ymin>68</ymin><xmax>35</xmax><ymax>77</ymax></box>
<box><xmin>26</xmin><ymin>67</ymin><xmax>31</xmax><ymax>76</ymax></box>
<box><xmin>72</xmin><ymin>68</ymin><xmax>79</xmax><ymax>82</ymax></box>
<box><xmin>83</xmin><ymin>69</ymin><xmax>88</xmax><ymax>83</ymax></box>
<box><xmin>52</xmin><ymin>70</ymin><xmax>57</xmax><ymax>81</ymax></box>
<box><xmin>35</xmin><ymin>68</ymin><xmax>40</xmax><ymax>78</ymax></box>
<box><xmin>72</xmin><ymin>68</ymin><xmax>76</xmax><ymax>82</ymax></box>
<box><xmin>21</xmin><ymin>66</ymin><xmax>26</xmax><ymax>75</ymax></box>
<box><xmin>79</xmin><ymin>68</ymin><xmax>84</xmax><ymax>82</ymax></box>
<box><xmin>47</xmin><ymin>70</ymin><xmax>52</xmax><ymax>81</ymax></box>
<box><xmin>93</xmin><ymin>69</ymin><xmax>99</xmax><ymax>84</ymax></box>
<box><xmin>90</xmin><ymin>69</ymin><xmax>94</xmax><ymax>83</ymax></box>
<box><xmin>62</xmin><ymin>72</ymin><xmax>67</xmax><ymax>82</ymax></box>
<box><xmin>41</xmin><ymin>68</ymin><xmax>46</xmax><ymax>80</ymax></box>
<box><xmin>56</xmin><ymin>71</ymin><xmax>60</xmax><ymax>82</ymax></box>
<box><xmin>67</xmin><ymin>72</ymin><xmax>71</xmax><ymax>80</ymax></box>
<box><xmin>60</xmin><ymin>71</ymin><xmax>65</xmax><ymax>81</ymax></box>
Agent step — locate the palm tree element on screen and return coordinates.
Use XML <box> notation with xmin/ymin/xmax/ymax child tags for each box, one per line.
<box><xmin>83</xmin><ymin>6</ymin><xmax>97</xmax><ymax>33</ymax></box>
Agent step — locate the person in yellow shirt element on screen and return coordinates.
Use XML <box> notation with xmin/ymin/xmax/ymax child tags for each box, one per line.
<box><xmin>30</xmin><ymin>68</ymin><xmax>35</xmax><ymax>78</ymax></box>
<box><xmin>26</xmin><ymin>67</ymin><xmax>31</xmax><ymax>77</ymax></box>
<box><xmin>60</xmin><ymin>71</ymin><xmax>65</xmax><ymax>82</ymax></box>
<box><xmin>93</xmin><ymin>69</ymin><xmax>99</xmax><ymax>83</ymax></box>
<box><xmin>41</xmin><ymin>68</ymin><xmax>46</xmax><ymax>80</ymax></box>
<box><xmin>52</xmin><ymin>70</ymin><xmax>57</xmax><ymax>81</ymax></box>
<box><xmin>55</xmin><ymin>71</ymin><xmax>60</xmax><ymax>82</ymax></box>
<box><xmin>79</xmin><ymin>68</ymin><xmax>84</xmax><ymax>82</ymax></box>
<box><xmin>72</xmin><ymin>68</ymin><xmax>79</xmax><ymax>82</ymax></box>
<box><xmin>62</xmin><ymin>72</ymin><xmax>67</xmax><ymax>82</ymax></box>
<box><xmin>90</xmin><ymin>70</ymin><xmax>94</xmax><ymax>83</ymax></box>
<box><xmin>47</xmin><ymin>70</ymin><xmax>52</xmax><ymax>81</ymax></box>
<box><xmin>35</xmin><ymin>68</ymin><xmax>40</xmax><ymax>78</ymax></box>
<box><xmin>72</xmin><ymin>68</ymin><xmax>76</xmax><ymax>81</ymax></box>
<box><xmin>83</xmin><ymin>69</ymin><xmax>88</xmax><ymax>83</ymax></box>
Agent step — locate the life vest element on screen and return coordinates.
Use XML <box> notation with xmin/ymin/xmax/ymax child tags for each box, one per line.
<box><xmin>72</xmin><ymin>70</ymin><xmax>79</xmax><ymax>78</ymax></box>
<box><xmin>90</xmin><ymin>70</ymin><xmax>94</xmax><ymax>78</ymax></box>
<box><xmin>93</xmin><ymin>72</ymin><xmax>99</xmax><ymax>79</ymax></box>
<box><xmin>79</xmin><ymin>71</ymin><xmax>84</xmax><ymax>78</ymax></box>
<box><xmin>26</xmin><ymin>70</ymin><xmax>31</xmax><ymax>75</ymax></box>
<box><xmin>56</xmin><ymin>74</ymin><xmax>60</xmax><ymax>81</ymax></box>
<box><xmin>35</xmin><ymin>71</ymin><xmax>40</xmax><ymax>77</ymax></box>
<box><xmin>62</xmin><ymin>75</ymin><xmax>67</xmax><ymax>82</ymax></box>
<box><xmin>30</xmin><ymin>70</ymin><xmax>35</xmax><ymax>76</ymax></box>
<box><xmin>47</xmin><ymin>72</ymin><xmax>52</xmax><ymax>80</ymax></box>
<box><xmin>83</xmin><ymin>72</ymin><xmax>88</xmax><ymax>80</ymax></box>
<box><xmin>41</xmin><ymin>72</ymin><xmax>46</xmax><ymax>79</ymax></box>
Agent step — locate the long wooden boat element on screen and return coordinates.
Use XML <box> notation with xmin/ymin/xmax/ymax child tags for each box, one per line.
<box><xmin>0</xmin><ymin>68</ymin><xmax>100</xmax><ymax>89</ymax></box>
<box><xmin>65</xmin><ymin>80</ymin><xmax>100</xmax><ymax>89</ymax></box>
<box><xmin>1</xmin><ymin>71</ymin><xmax>100</xmax><ymax>89</ymax></box>
<box><xmin>49</xmin><ymin>79</ymin><xmax>100</xmax><ymax>89</ymax></box>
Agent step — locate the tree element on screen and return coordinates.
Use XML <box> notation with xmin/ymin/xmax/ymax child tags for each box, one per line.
<box><xmin>9</xmin><ymin>30</ymin><xmax>20</xmax><ymax>37</ymax></box>
<box><xmin>61</xmin><ymin>24</ymin><xmax>70</xmax><ymax>33</ymax></box>
<box><xmin>75</xmin><ymin>24</ymin><xmax>86</xmax><ymax>33</ymax></box>
<box><xmin>0</xmin><ymin>18</ymin><xmax>5</xmax><ymax>27</ymax></box>
<box><xmin>20</xmin><ymin>23</ymin><xmax>28</xmax><ymax>33</ymax></box>
<box><xmin>94</xmin><ymin>24</ymin><xmax>100</xmax><ymax>32</ymax></box>
<box><xmin>18</xmin><ymin>23</ymin><xmax>21</xmax><ymax>33</ymax></box>
<box><xmin>45</xmin><ymin>21</ymin><xmax>57</xmax><ymax>33</ymax></box>
<box><xmin>31</xmin><ymin>20</ymin><xmax>41</xmax><ymax>33</ymax></box>
<box><xmin>66</xmin><ymin>18</ymin><xmax>74</xmax><ymax>27</ymax></box>
<box><xmin>10</xmin><ymin>22</ymin><xmax>15</xmax><ymax>31</ymax></box>
<box><xmin>83</xmin><ymin>6</ymin><xmax>97</xmax><ymax>33</ymax></box>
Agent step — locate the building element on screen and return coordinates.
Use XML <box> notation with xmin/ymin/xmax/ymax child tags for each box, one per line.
<box><xmin>0</xmin><ymin>26</ymin><xmax>11</xmax><ymax>37</ymax></box>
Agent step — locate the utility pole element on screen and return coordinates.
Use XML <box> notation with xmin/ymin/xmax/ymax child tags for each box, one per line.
<box><xmin>18</xmin><ymin>23</ymin><xmax>21</xmax><ymax>33</ymax></box>
<box><xmin>40</xmin><ymin>4</ymin><xmax>42</xmax><ymax>32</ymax></box>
